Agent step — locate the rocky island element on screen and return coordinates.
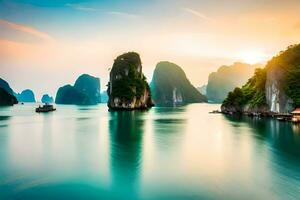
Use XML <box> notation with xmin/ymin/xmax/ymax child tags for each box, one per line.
<box><xmin>41</xmin><ymin>94</ymin><xmax>54</xmax><ymax>104</ymax></box>
<box><xmin>150</xmin><ymin>61</ymin><xmax>207</xmax><ymax>106</ymax></box>
<box><xmin>16</xmin><ymin>89</ymin><xmax>36</xmax><ymax>103</ymax></box>
<box><xmin>107</xmin><ymin>52</ymin><xmax>154</xmax><ymax>110</ymax></box>
<box><xmin>221</xmin><ymin>44</ymin><xmax>300</xmax><ymax>115</ymax></box>
<box><xmin>0</xmin><ymin>78</ymin><xmax>18</xmax><ymax>106</ymax></box>
<box><xmin>55</xmin><ymin>74</ymin><xmax>101</xmax><ymax>105</ymax></box>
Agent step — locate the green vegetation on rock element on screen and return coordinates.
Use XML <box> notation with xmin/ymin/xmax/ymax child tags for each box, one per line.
<box><xmin>108</xmin><ymin>52</ymin><xmax>153</xmax><ymax>109</ymax></box>
<box><xmin>222</xmin><ymin>44</ymin><xmax>300</xmax><ymax>113</ymax></box>
<box><xmin>222</xmin><ymin>68</ymin><xmax>267</xmax><ymax>111</ymax></box>
<box><xmin>109</xmin><ymin>52</ymin><xmax>148</xmax><ymax>101</ymax></box>
<box><xmin>267</xmin><ymin>44</ymin><xmax>300</xmax><ymax>107</ymax></box>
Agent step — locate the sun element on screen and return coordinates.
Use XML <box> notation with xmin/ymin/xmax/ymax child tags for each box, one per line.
<box><xmin>238</xmin><ymin>49</ymin><xmax>266</xmax><ymax>64</ymax></box>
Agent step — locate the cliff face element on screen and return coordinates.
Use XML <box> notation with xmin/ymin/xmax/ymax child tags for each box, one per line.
<box><xmin>222</xmin><ymin>44</ymin><xmax>300</xmax><ymax>114</ymax></box>
<box><xmin>206</xmin><ymin>63</ymin><xmax>258</xmax><ymax>103</ymax></box>
<box><xmin>150</xmin><ymin>61</ymin><xmax>207</xmax><ymax>106</ymax></box>
<box><xmin>55</xmin><ymin>74</ymin><xmax>101</xmax><ymax>105</ymax></box>
<box><xmin>107</xmin><ymin>52</ymin><xmax>153</xmax><ymax>110</ymax></box>
<box><xmin>265</xmin><ymin>65</ymin><xmax>293</xmax><ymax>113</ymax></box>
<box><xmin>16</xmin><ymin>89</ymin><xmax>36</xmax><ymax>103</ymax></box>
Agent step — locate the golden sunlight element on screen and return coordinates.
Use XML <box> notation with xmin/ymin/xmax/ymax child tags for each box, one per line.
<box><xmin>238</xmin><ymin>49</ymin><xmax>267</xmax><ymax>64</ymax></box>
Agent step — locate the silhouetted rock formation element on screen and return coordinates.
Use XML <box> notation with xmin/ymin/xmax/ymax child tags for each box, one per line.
<box><xmin>206</xmin><ymin>62</ymin><xmax>259</xmax><ymax>103</ymax></box>
<box><xmin>0</xmin><ymin>78</ymin><xmax>18</xmax><ymax>106</ymax></box>
<box><xmin>41</xmin><ymin>94</ymin><xmax>54</xmax><ymax>103</ymax></box>
<box><xmin>16</xmin><ymin>89</ymin><xmax>36</xmax><ymax>103</ymax></box>
<box><xmin>0</xmin><ymin>87</ymin><xmax>18</xmax><ymax>106</ymax></box>
<box><xmin>0</xmin><ymin>78</ymin><xmax>14</xmax><ymax>95</ymax></box>
<box><xmin>55</xmin><ymin>74</ymin><xmax>101</xmax><ymax>105</ymax></box>
<box><xmin>150</xmin><ymin>61</ymin><xmax>207</xmax><ymax>106</ymax></box>
<box><xmin>107</xmin><ymin>52</ymin><xmax>154</xmax><ymax>110</ymax></box>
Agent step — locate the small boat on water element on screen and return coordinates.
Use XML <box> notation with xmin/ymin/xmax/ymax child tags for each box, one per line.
<box><xmin>36</xmin><ymin>104</ymin><xmax>56</xmax><ymax>113</ymax></box>
<box><xmin>209</xmin><ymin>110</ymin><xmax>222</xmax><ymax>114</ymax></box>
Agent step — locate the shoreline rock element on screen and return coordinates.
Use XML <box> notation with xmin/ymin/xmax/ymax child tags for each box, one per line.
<box><xmin>221</xmin><ymin>44</ymin><xmax>300</xmax><ymax>116</ymax></box>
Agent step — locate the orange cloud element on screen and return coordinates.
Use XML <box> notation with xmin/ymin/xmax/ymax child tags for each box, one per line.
<box><xmin>0</xmin><ymin>19</ymin><xmax>54</xmax><ymax>42</ymax></box>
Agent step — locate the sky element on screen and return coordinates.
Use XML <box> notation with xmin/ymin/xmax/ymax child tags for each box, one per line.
<box><xmin>0</xmin><ymin>0</ymin><xmax>300</xmax><ymax>100</ymax></box>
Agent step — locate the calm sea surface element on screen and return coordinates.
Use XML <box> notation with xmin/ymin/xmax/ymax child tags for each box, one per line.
<box><xmin>0</xmin><ymin>103</ymin><xmax>299</xmax><ymax>200</ymax></box>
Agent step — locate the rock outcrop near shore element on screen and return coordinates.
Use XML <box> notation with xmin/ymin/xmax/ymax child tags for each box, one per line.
<box><xmin>107</xmin><ymin>52</ymin><xmax>153</xmax><ymax>110</ymax></box>
<box><xmin>222</xmin><ymin>44</ymin><xmax>300</xmax><ymax>114</ymax></box>
<box><xmin>150</xmin><ymin>61</ymin><xmax>207</xmax><ymax>106</ymax></box>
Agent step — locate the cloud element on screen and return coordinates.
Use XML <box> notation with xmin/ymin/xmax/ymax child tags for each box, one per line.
<box><xmin>66</xmin><ymin>3</ymin><xmax>139</xmax><ymax>19</ymax></box>
<box><xmin>183</xmin><ymin>8</ymin><xmax>214</xmax><ymax>22</ymax></box>
<box><xmin>107</xmin><ymin>11</ymin><xmax>139</xmax><ymax>19</ymax></box>
<box><xmin>65</xmin><ymin>3</ymin><xmax>101</xmax><ymax>12</ymax></box>
<box><xmin>0</xmin><ymin>19</ymin><xmax>54</xmax><ymax>42</ymax></box>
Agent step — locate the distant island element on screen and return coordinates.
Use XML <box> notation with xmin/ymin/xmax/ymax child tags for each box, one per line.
<box><xmin>107</xmin><ymin>52</ymin><xmax>154</xmax><ymax>110</ymax></box>
<box><xmin>222</xmin><ymin>44</ymin><xmax>300</xmax><ymax>114</ymax></box>
<box><xmin>41</xmin><ymin>94</ymin><xmax>54</xmax><ymax>104</ymax></box>
<box><xmin>197</xmin><ymin>85</ymin><xmax>207</xmax><ymax>96</ymax></box>
<box><xmin>150</xmin><ymin>61</ymin><xmax>207</xmax><ymax>106</ymax></box>
<box><xmin>55</xmin><ymin>74</ymin><xmax>101</xmax><ymax>105</ymax></box>
<box><xmin>16</xmin><ymin>89</ymin><xmax>36</xmax><ymax>103</ymax></box>
<box><xmin>206</xmin><ymin>62</ymin><xmax>260</xmax><ymax>103</ymax></box>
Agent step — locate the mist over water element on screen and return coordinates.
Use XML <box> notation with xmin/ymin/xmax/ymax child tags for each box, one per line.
<box><xmin>0</xmin><ymin>104</ymin><xmax>299</xmax><ymax>199</ymax></box>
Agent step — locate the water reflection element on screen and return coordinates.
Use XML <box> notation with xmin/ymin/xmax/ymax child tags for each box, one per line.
<box><xmin>108</xmin><ymin>111</ymin><xmax>145</xmax><ymax>199</ymax></box>
<box><xmin>224</xmin><ymin>115</ymin><xmax>300</xmax><ymax>156</ymax></box>
<box><xmin>0</xmin><ymin>104</ymin><xmax>300</xmax><ymax>199</ymax></box>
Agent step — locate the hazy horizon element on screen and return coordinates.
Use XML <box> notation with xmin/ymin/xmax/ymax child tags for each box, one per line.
<box><xmin>1</xmin><ymin>0</ymin><xmax>300</xmax><ymax>99</ymax></box>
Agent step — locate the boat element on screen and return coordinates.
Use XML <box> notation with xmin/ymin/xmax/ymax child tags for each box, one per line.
<box><xmin>209</xmin><ymin>110</ymin><xmax>221</xmax><ymax>114</ymax></box>
<box><xmin>36</xmin><ymin>104</ymin><xmax>56</xmax><ymax>113</ymax></box>
<box><xmin>277</xmin><ymin>117</ymin><xmax>285</xmax><ymax>121</ymax></box>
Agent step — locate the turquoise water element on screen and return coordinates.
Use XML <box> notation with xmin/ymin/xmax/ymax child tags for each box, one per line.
<box><xmin>0</xmin><ymin>103</ymin><xmax>300</xmax><ymax>200</ymax></box>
